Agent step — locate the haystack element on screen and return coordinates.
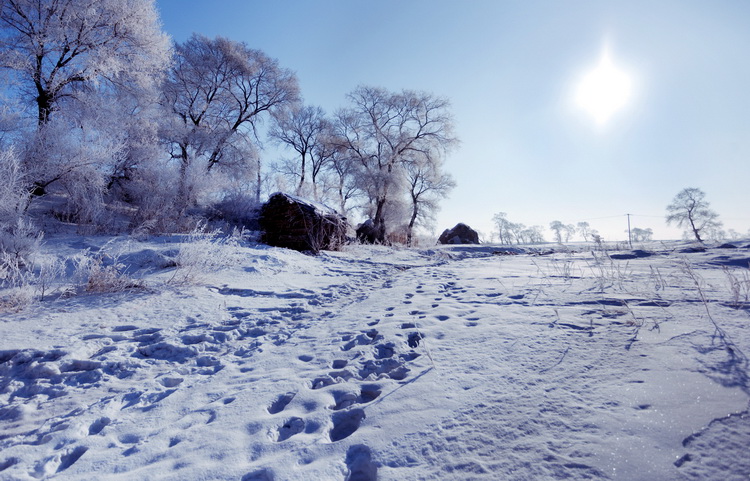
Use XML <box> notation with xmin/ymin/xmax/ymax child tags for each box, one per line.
<box><xmin>259</xmin><ymin>193</ymin><xmax>348</xmax><ymax>253</ymax></box>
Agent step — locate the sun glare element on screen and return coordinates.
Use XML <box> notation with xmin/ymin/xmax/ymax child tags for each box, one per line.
<box><xmin>576</xmin><ymin>48</ymin><xmax>632</xmax><ymax>125</ymax></box>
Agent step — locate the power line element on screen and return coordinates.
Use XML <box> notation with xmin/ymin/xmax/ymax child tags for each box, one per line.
<box><xmin>571</xmin><ymin>214</ymin><xmax>626</xmax><ymax>222</ymax></box>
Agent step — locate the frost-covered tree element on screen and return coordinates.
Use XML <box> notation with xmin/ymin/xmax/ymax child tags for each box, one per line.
<box><xmin>0</xmin><ymin>0</ymin><xmax>170</xmax><ymax>126</ymax></box>
<box><xmin>334</xmin><ymin>86</ymin><xmax>457</xmax><ymax>243</ymax></box>
<box><xmin>492</xmin><ymin>213</ymin><xmax>545</xmax><ymax>245</ymax></box>
<box><xmin>0</xmin><ymin>0</ymin><xmax>170</xmax><ymax>219</ymax></box>
<box><xmin>549</xmin><ymin>221</ymin><xmax>575</xmax><ymax>243</ymax></box>
<box><xmin>492</xmin><ymin>212</ymin><xmax>513</xmax><ymax>245</ymax></box>
<box><xmin>521</xmin><ymin>225</ymin><xmax>546</xmax><ymax>244</ymax></box>
<box><xmin>666</xmin><ymin>187</ymin><xmax>722</xmax><ymax>243</ymax></box>
<box><xmin>508</xmin><ymin>222</ymin><xmax>528</xmax><ymax>244</ymax></box>
<box><xmin>269</xmin><ymin>105</ymin><xmax>333</xmax><ymax>199</ymax></box>
<box><xmin>0</xmin><ymin>147</ymin><xmax>29</xmax><ymax>223</ymax></box>
<box><xmin>563</xmin><ymin>224</ymin><xmax>575</xmax><ymax>242</ymax></box>
<box><xmin>321</xmin><ymin>144</ymin><xmax>359</xmax><ymax>216</ymax></box>
<box><xmin>577</xmin><ymin>221</ymin><xmax>591</xmax><ymax>242</ymax></box>
<box><xmin>403</xmin><ymin>151</ymin><xmax>455</xmax><ymax>246</ymax></box>
<box><xmin>727</xmin><ymin>229</ymin><xmax>742</xmax><ymax>241</ymax></box>
<box><xmin>631</xmin><ymin>227</ymin><xmax>653</xmax><ymax>242</ymax></box>
<box><xmin>549</xmin><ymin>221</ymin><xmax>565</xmax><ymax>244</ymax></box>
<box><xmin>162</xmin><ymin>34</ymin><xmax>299</xmax><ymax>209</ymax></box>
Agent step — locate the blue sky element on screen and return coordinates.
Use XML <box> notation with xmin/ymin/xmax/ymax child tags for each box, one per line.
<box><xmin>156</xmin><ymin>0</ymin><xmax>750</xmax><ymax>241</ymax></box>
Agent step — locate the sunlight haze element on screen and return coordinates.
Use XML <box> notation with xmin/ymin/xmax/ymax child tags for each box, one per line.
<box><xmin>156</xmin><ymin>0</ymin><xmax>750</xmax><ymax>242</ymax></box>
<box><xmin>575</xmin><ymin>46</ymin><xmax>633</xmax><ymax>127</ymax></box>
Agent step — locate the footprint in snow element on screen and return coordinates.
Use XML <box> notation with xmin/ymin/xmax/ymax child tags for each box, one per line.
<box><xmin>242</xmin><ymin>468</ymin><xmax>274</xmax><ymax>481</ymax></box>
<box><xmin>135</xmin><ymin>342</ymin><xmax>197</xmax><ymax>363</ymax></box>
<box><xmin>243</xmin><ymin>327</ymin><xmax>268</xmax><ymax>338</ymax></box>
<box><xmin>276</xmin><ymin>417</ymin><xmax>305</xmax><ymax>442</ymax></box>
<box><xmin>88</xmin><ymin>417</ymin><xmax>111</xmax><ymax>435</ymax></box>
<box><xmin>118</xmin><ymin>433</ymin><xmax>140</xmax><ymax>444</ymax></box>
<box><xmin>112</xmin><ymin>325</ymin><xmax>138</xmax><ymax>332</ymax></box>
<box><xmin>359</xmin><ymin>385</ymin><xmax>382</xmax><ymax>403</ymax></box>
<box><xmin>176</xmin><ymin>409</ymin><xmax>217</xmax><ymax>428</ymax></box>
<box><xmin>0</xmin><ymin>458</ymin><xmax>18</xmax><ymax>473</ymax></box>
<box><xmin>311</xmin><ymin>375</ymin><xmax>337</xmax><ymax>390</ymax></box>
<box><xmin>342</xmin><ymin>331</ymin><xmax>380</xmax><ymax>351</ymax></box>
<box><xmin>329</xmin><ymin>369</ymin><xmax>355</xmax><ymax>381</ymax></box>
<box><xmin>345</xmin><ymin>444</ymin><xmax>378</xmax><ymax>481</ymax></box>
<box><xmin>374</xmin><ymin>342</ymin><xmax>395</xmax><ymax>359</ymax></box>
<box><xmin>90</xmin><ymin>345</ymin><xmax>117</xmax><ymax>358</ymax></box>
<box><xmin>31</xmin><ymin>446</ymin><xmax>88</xmax><ymax>477</ymax></box>
<box><xmin>330</xmin><ymin>408</ymin><xmax>365</xmax><ymax>442</ymax></box>
<box><xmin>120</xmin><ymin>388</ymin><xmax>177</xmax><ymax>411</ymax></box>
<box><xmin>360</xmin><ymin>357</ymin><xmax>412</xmax><ymax>381</ymax></box>
<box><xmin>56</xmin><ymin>446</ymin><xmax>88</xmax><ymax>473</ymax></box>
<box><xmin>158</xmin><ymin>376</ymin><xmax>183</xmax><ymax>388</ymax></box>
<box><xmin>330</xmin><ymin>390</ymin><xmax>359</xmax><ymax>411</ymax></box>
<box><xmin>267</xmin><ymin>392</ymin><xmax>296</xmax><ymax>414</ymax></box>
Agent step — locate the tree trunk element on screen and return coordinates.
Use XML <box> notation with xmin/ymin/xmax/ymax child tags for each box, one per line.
<box><xmin>297</xmin><ymin>152</ymin><xmax>306</xmax><ymax>196</ymax></box>
<box><xmin>406</xmin><ymin>201</ymin><xmax>418</xmax><ymax>247</ymax></box>
<box><xmin>691</xmin><ymin>223</ymin><xmax>703</xmax><ymax>242</ymax></box>
<box><xmin>177</xmin><ymin>156</ymin><xmax>190</xmax><ymax>215</ymax></box>
<box><xmin>338</xmin><ymin>180</ymin><xmax>346</xmax><ymax>215</ymax></box>
<box><xmin>34</xmin><ymin>58</ymin><xmax>53</xmax><ymax>125</ymax></box>
<box><xmin>688</xmin><ymin>212</ymin><xmax>703</xmax><ymax>242</ymax></box>
<box><xmin>37</xmin><ymin>95</ymin><xmax>53</xmax><ymax>125</ymax></box>
<box><xmin>372</xmin><ymin>197</ymin><xmax>387</xmax><ymax>243</ymax></box>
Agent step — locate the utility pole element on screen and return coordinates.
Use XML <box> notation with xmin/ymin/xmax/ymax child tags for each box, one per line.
<box><xmin>626</xmin><ymin>213</ymin><xmax>632</xmax><ymax>247</ymax></box>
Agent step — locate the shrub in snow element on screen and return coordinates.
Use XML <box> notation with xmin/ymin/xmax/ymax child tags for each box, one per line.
<box><xmin>32</xmin><ymin>255</ymin><xmax>65</xmax><ymax>301</ymax></box>
<box><xmin>0</xmin><ymin>285</ymin><xmax>34</xmax><ymax>312</ymax></box>
<box><xmin>0</xmin><ymin>219</ymin><xmax>43</xmax><ymax>270</ymax></box>
<box><xmin>168</xmin><ymin>224</ymin><xmax>242</xmax><ymax>284</ymax></box>
<box><xmin>208</xmin><ymin>192</ymin><xmax>262</xmax><ymax>231</ymax></box>
<box><xmin>72</xmin><ymin>247</ymin><xmax>143</xmax><ymax>294</ymax></box>
<box><xmin>0</xmin><ymin>149</ymin><xmax>42</xmax><ymax>277</ymax></box>
<box><xmin>0</xmin><ymin>250</ymin><xmax>31</xmax><ymax>293</ymax></box>
<box><xmin>0</xmin><ymin>148</ymin><xmax>30</xmax><ymax>223</ymax></box>
<box><xmin>723</xmin><ymin>266</ymin><xmax>750</xmax><ymax>309</ymax></box>
<box><xmin>0</xmin><ymin>220</ymin><xmax>43</xmax><ymax>306</ymax></box>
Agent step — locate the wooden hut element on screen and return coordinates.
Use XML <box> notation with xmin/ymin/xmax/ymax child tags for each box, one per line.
<box><xmin>259</xmin><ymin>193</ymin><xmax>348</xmax><ymax>253</ymax></box>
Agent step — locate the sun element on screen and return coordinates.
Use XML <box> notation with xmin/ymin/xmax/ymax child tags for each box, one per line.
<box><xmin>576</xmin><ymin>47</ymin><xmax>632</xmax><ymax>125</ymax></box>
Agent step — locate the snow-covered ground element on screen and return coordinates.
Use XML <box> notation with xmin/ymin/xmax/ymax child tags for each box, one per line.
<box><xmin>1</xmin><ymin>236</ymin><xmax>749</xmax><ymax>480</ymax></box>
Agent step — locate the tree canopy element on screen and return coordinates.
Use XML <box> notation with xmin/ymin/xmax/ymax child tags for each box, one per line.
<box><xmin>666</xmin><ymin>187</ymin><xmax>722</xmax><ymax>243</ymax></box>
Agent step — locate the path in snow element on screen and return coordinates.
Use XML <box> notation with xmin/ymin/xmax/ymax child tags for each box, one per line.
<box><xmin>1</xmin><ymin>241</ymin><xmax>749</xmax><ymax>480</ymax></box>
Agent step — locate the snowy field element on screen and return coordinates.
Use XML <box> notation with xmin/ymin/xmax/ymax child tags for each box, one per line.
<box><xmin>1</xmin><ymin>236</ymin><xmax>749</xmax><ymax>480</ymax></box>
